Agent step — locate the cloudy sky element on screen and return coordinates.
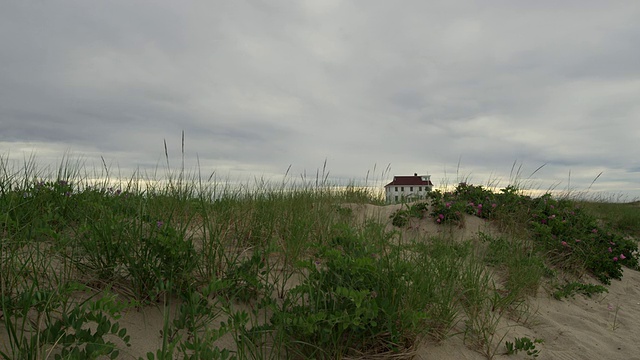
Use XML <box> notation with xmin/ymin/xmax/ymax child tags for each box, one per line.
<box><xmin>2</xmin><ymin>1</ymin><xmax>639</xmax><ymax>198</ymax></box>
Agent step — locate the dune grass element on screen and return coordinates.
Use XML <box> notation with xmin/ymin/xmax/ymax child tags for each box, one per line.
<box><xmin>578</xmin><ymin>201</ymin><xmax>640</xmax><ymax>238</ymax></box>
<box><xmin>1</xmin><ymin>154</ymin><xmax>639</xmax><ymax>359</ymax></box>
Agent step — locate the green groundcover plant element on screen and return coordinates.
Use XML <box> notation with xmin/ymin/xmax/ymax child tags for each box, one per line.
<box><xmin>265</xmin><ymin>222</ymin><xmax>429</xmax><ymax>358</ymax></box>
<box><xmin>426</xmin><ymin>183</ymin><xmax>639</xmax><ymax>284</ymax></box>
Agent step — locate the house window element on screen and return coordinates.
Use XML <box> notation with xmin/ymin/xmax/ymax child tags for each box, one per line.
<box><xmin>395</xmin><ymin>186</ymin><xmax>398</xmax><ymax>191</ymax></box>
<box><xmin>419</xmin><ymin>186</ymin><xmax>422</xmax><ymax>191</ymax></box>
<box><xmin>410</xmin><ymin>186</ymin><xmax>413</xmax><ymax>191</ymax></box>
<box><xmin>395</xmin><ymin>196</ymin><xmax>398</xmax><ymax>202</ymax></box>
<box><xmin>401</xmin><ymin>187</ymin><xmax>404</xmax><ymax>191</ymax></box>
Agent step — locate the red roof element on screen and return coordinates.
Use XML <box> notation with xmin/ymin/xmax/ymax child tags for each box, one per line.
<box><xmin>385</xmin><ymin>175</ymin><xmax>433</xmax><ymax>187</ymax></box>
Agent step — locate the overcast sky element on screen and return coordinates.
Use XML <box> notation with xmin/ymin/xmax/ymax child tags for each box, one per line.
<box><xmin>2</xmin><ymin>1</ymin><xmax>639</xmax><ymax>198</ymax></box>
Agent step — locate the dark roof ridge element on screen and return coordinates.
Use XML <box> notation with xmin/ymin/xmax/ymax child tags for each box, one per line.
<box><xmin>385</xmin><ymin>174</ymin><xmax>434</xmax><ymax>187</ymax></box>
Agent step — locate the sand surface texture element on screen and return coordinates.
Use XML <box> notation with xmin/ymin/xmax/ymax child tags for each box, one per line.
<box><xmin>2</xmin><ymin>203</ymin><xmax>639</xmax><ymax>359</ymax></box>
<box><xmin>342</xmin><ymin>204</ymin><xmax>640</xmax><ymax>360</ymax></box>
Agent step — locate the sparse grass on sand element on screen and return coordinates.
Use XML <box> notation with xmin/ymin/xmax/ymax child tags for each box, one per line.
<box><xmin>1</xmin><ymin>154</ymin><xmax>638</xmax><ymax>359</ymax></box>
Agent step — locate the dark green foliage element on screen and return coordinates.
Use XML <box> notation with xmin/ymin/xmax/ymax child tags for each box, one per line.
<box><xmin>390</xmin><ymin>201</ymin><xmax>429</xmax><ymax>227</ymax></box>
<box><xmin>428</xmin><ymin>190</ymin><xmax>466</xmax><ymax>225</ymax></box>
<box><xmin>143</xmin><ymin>282</ymin><xmax>241</xmax><ymax>360</ymax></box>
<box><xmin>528</xmin><ymin>194</ymin><xmax>638</xmax><ymax>284</ymax></box>
<box><xmin>390</xmin><ymin>209</ymin><xmax>410</xmax><ymax>227</ymax></box>
<box><xmin>552</xmin><ymin>282</ymin><xmax>608</xmax><ymax>300</ymax></box>
<box><xmin>46</xmin><ymin>294</ymin><xmax>132</xmax><ymax>360</ymax></box>
<box><xmin>334</xmin><ymin>205</ymin><xmax>354</xmax><ymax>218</ymax></box>
<box><xmin>76</xmin><ymin>213</ymin><xmax>197</xmax><ymax>302</ymax></box>
<box><xmin>222</xmin><ymin>250</ymin><xmax>267</xmax><ymax>303</ymax></box>
<box><xmin>1</xmin><ymin>180</ymin><xmax>76</xmax><ymax>241</ymax></box>
<box><xmin>429</xmin><ymin>184</ymin><xmax>530</xmax><ymax>226</ymax></box>
<box><xmin>2</xmin><ymin>159</ymin><xmax>640</xmax><ymax>360</ymax></box>
<box><xmin>505</xmin><ymin>337</ymin><xmax>543</xmax><ymax>357</ymax></box>
<box><xmin>269</xmin><ymin>222</ymin><xmax>428</xmax><ymax>358</ymax></box>
<box><xmin>480</xmin><ymin>233</ymin><xmax>549</xmax><ymax>299</ymax></box>
<box><xmin>428</xmin><ymin>183</ymin><xmax>639</xmax><ymax>284</ymax></box>
<box><xmin>580</xmin><ymin>201</ymin><xmax>640</xmax><ymax>238</ymax></box>
<box><xmin>0</xmin><ymin>284</ymin><xmax>131</xmax><ymax>360</ymax></box>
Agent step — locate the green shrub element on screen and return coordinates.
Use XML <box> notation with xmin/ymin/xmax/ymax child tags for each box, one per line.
<box><xmin>428</xmin><ymin>191</ymin><xmax>465</xmax><ymax>225</ymax></box>
<box><xmin>390</xmin><ymin>202</ymin><xmax>429</xmax><ymax>227</ymax></box>
<box><xmin>427</xmin><ymin>185</ymin><xmax>639</xmax><ymax>284</ymax></box>
<box><xmin>528</xmin><ymin>195</ymin><xmax>638</xmax><ymax>284</ymax></box>
<box><xmin>269</xmin><ymin>222</ymin><xmax>427</xmax><ymax>358</ymax></box>
<box><xmin>1</xmin><ymin>284</ymin><xmax>131</xmax><ymax>360</ymax></box>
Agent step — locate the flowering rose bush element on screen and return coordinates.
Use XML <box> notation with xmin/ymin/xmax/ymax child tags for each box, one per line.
<box><xmin>425</xmin><ymin>190</ymin><xmax>463</xmax><ymax>225</ymax></box>
<box><xmin>428</xmin><ymin>185</ymin><xmax>639</xmax><ymax>284</ymax></box>
<box><xmin>528</xmin><ymin>195</ymin><xmax>638</xmax><ymax>284</ymax></box>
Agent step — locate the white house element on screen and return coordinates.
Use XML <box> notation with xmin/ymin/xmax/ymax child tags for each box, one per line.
<box><xmin>384</xmin><ymin>173</ymin><xmax>434</xmax><ymax>203</ymax></box>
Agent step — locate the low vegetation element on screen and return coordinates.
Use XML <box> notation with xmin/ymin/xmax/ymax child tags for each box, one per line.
<box><xmin>1</xmin><ymin>154</ymin><xmax>639</xmax><ymax>359</ymax></box>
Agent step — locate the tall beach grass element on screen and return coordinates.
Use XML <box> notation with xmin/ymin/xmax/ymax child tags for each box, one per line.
<box><xmin>1</xmin><ymin>152</ymin><xmax>639</xmax><ymax>359</ymax></box>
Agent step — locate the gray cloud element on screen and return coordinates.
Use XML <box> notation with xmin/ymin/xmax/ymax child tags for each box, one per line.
<box><xmin>1</xmin><ymin>0</ymin><xmax>639</xmax><ymax>198</ymax></box>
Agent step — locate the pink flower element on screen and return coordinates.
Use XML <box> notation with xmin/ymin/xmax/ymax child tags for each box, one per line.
<box><xmin>575</xmin><ymin>239</ymin><xmax>581</xmax><ymax>243</ymax></box>
<box><xmin>468</xmin><ymin>202</ymin><xmax>474</xmax><ymax>207</ymax></box>
<box><xmin>492</xmin><ymin>203</ymin><xmax>497</xmax><ymax>208</ymax></box>
<box><xmin>561</xmin><ymin>241</ymin><xmax>568</xmax><ymax>247</ymax></box>
<box><xmin>613</xmin><ymin>257</ymin><xmax>619</xmax><ymax>262</ymax></box>
<box><xmin>445</xmin><ymin>202</ymin><xmax>451</xmax><ymax>208</ymax></box>
<box><xmin>610</xmin><ymin>241</ymin><xmax>616</xmax><ymax>246</ymax></box>
<box><xmin>592</xmin><ymin>229</ymin><xmax>598</xmax><ymax>234</ymax></box>
<box><xmin>620</xmin><ymin>254</ymin><xmax>626</xmax><ymax>260</ymax></box>
<box><xmin>608</xmin><ymin>247</ymin><xmax>613</xmax><ymax>253</ymax></box>
<box><xmin>439</xmin><ymin>214</ymin><xmax>445</xmax><ymax>219</ymax></box>
<box><xmin>477</xmin><ymin>204</ymin><xmax>483</xmax><ymax>209</ymax></box>
<box><xmin>436</xmin><ymin>218</ymin><xmax>441</xmax><ymax>223</ymax></box>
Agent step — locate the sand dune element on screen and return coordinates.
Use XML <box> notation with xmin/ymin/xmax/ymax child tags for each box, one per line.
<box><xmin>348</xmin><ymin>203</ymin><xmax>640</xmax><ymax>360</ymax></box>
<box><xmin>3</xmin><ymin>203</ymin><xmax>638</xmax><ymax>359</ymax></box>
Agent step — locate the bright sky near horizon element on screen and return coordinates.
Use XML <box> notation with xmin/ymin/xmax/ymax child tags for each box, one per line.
<box><xmin>1</xmin><ymin>1</ymin><xmax>639</xmax><ymax>199</ymax></box>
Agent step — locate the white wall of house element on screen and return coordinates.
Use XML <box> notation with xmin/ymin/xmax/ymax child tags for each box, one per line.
<box><xmin>385</xmin><ymin>181</ymin><xmax>433</xmax><ymax>203</ymax></box>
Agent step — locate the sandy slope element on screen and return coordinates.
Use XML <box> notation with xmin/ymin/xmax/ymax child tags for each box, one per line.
<box><xmin>418</xmin><ymin>268</ymin><xmax>640</xmax><ymax>360</ymax></box>
<box><xmin>350</xmin><ymin>203</ymin><xmax>640</xmax><ymax>360</ymax></box>
<box><xmin>3</xmin><ymin>203</ymin><xmax>639</xmax><ymax>359</ymax></box>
